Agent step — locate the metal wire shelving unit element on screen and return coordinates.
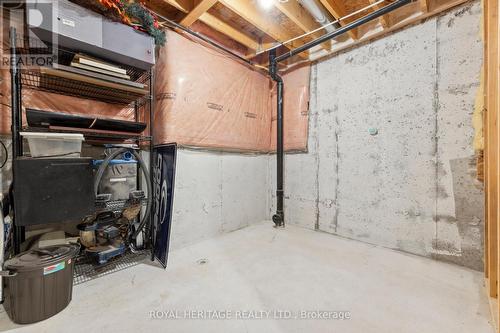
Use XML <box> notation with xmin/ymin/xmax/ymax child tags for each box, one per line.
<box><xmin>73</xmin><ymin>249</ymin><xmax>149</xmax><ymax>285</ymax></box>
<box><xmin>8</xmin><ymin>28</ymin><xmax>156</xmax><ymax>283</ymax></box>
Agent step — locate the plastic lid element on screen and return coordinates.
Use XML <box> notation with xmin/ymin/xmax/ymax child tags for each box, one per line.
<box><xmin>20</xmin><ymin>132</ymin><xmax>84</xmax><ymax>140</ymax></box>
<box><xmin>4</xmin><ymin>244</ymin><xmax>80</xmax><ymax>271</ymax></box>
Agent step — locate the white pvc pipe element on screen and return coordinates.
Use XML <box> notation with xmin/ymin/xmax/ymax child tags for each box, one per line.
<box><xmin>298</xmin><ymin>0</ymin><xmax>336</xmax><ymax>33</ymax></box>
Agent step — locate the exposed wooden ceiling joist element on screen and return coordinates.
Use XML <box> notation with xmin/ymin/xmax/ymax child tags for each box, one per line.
<box><xmin>420</xmin><ymin>0</ymin><xmax>430</xmax><ymax>12</ymax></box>
<box><xmin>199</xmin><ymin>12</ymin><xmax>262</xmax><ymax>51</ymax></box>
<box><xmin>218</xmin><ymin>0</ymin><xmax>310</xmax><ymax>58</ymax></box>
<box><xmin>162</xmin><ymin>0</ymin><xmax>193</xmax><ymax>13</ymax></box>
<box><xmin>368</xmin><ymin>0</ymin><xmax>392</xmax><ymax>29</ymax></box>
<box><xmin>317</xmin><ymin>0</ymin><xmax>359</xmax><ymax>40</ymax></box>
<box><xmin>310</xmin><ymin>0</ymin><xmax>472</xmax><ymax>62</ymax></box>
<box><xmin>154</xmin><ymin>0</ymin><xmax>474</xmax><ymax>68</ymax></box>
<box><xmin>273</xmin><ymin>0</ymin><xmax>331</xmax><ymax>51</ymax></box>
<box><xmin>180</xmin><ymin>0</ymin><xmax>219</xmax><ymax>26</ymax></box>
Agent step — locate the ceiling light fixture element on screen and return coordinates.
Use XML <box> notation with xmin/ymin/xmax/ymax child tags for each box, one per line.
<box><xmin>258</xmin><ymin>0</ymin><xmax>275</xmax><ymax>10</ymax></box>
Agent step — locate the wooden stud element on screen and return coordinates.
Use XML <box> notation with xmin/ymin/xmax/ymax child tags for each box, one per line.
<box><xmin>483</xmin><ymin>0</ymin><xmax>489</xmax><ymax>280</ymax></box>
<box><xmin>180</xmin><ymin>0</ymin><xmax>219</xmax><ymax>26</ymax></box>
<box><xmin>493</xmin><ymin>0</ymin><xmax>500</xmax><ymax>323</ymax></box>
<box><xmin>486</xmin><ymin>0</ymin><xmax>499</xmax><ymax>300</ymax></box>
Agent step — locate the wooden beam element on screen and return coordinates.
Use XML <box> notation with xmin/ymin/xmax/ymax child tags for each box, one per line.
<box><xmin>274</xmin><ymin>0</ymin><xmax>331</xmax><ymax>51</ymax></box>
<box><xmin>485</xmin><ymin>0</ymin><xmax>499</xmax><ymax>299</ymax></box>
<box><xmin>199</xmin><ymin>13</ymin><xmax>261</xmax><ymax>51</ymax></box>
<box><xmin>491</xmin><ymin>0</ymin><xmax>500</xmax><ymax>320</ymax></box>
<box><xmin>419</xmin><ymin>0</ymin><xmax>430</xmax><ymax>12</ymax></box>
<box><xmin>161</xmin><ymin>0</ymin><xmax>193</xmax><ymax>13</ymax></box>
<box><xmin>317</xmin><ymin>0</ymin><xmax>358</xmax><ymax>40</ymax></box>
<box><xmin>483</xmin><ymin>0</ymin><xmax>489</xmax><ymax>282</ymax></box>
<box><xmin>368</xmin><ymin>0</ymin><xmax>391</xmax><ymax>29</ymax></box>
<box><xmin>180</xmin><ymin>0</ymin><xmax>218</xmax><ymax>26</ymax></box>
<box><xmin>218</xmin><ymin>0</ymin><xmax>309</xmax><ymax>58</ymax></box>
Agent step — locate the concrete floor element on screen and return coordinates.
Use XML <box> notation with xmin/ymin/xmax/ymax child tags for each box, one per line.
<box><xmin>0</xmin><ymin>222</ymin><xmax>494</xmax><ymax>333</ymax></box>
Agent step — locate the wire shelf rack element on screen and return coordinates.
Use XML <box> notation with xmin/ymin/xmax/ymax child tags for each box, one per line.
<box><xmin>21</xmin><ymin>125</ymin><xmax>153</xmax><ymax>142</ymax></box>
<box><xmin>95</xmin><ymin>198</ymin><xmax>148</xmax><ymax>212</ymax></box>
<box><xmin>73</xmin><ymin>249</ymin><xmax>149</xmax><ymax>285</ymax></box>
<box><xmin>9</xmin><ymin>35</ymin><xmax>152</xmax><ymax>105</ymax></box>
<box><xmin>6</xmin><ymin>27</ymin><xmax>156</xmax><ymax>262</ymax></box>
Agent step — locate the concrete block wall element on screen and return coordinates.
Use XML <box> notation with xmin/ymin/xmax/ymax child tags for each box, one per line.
<box><xmin>268</xmin><ymin>1</ymin><xmax>484</xmax><ymax>270</ymax></box>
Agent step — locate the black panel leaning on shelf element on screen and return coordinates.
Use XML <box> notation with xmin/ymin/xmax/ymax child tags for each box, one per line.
<box><xmin>8</xmin><ymin>27</ymin><xmax>155</xmax><ymax>258</ymax></box>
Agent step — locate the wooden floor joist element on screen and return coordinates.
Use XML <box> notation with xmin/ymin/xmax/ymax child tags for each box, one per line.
<box><xmin>198</xmin><ymin>13</ymin><xmax>261</xmax><ymax>51</ymax></box>
<box><xmin>153</xmin><ymin>0</ymin><xmax>486</xmax><ymax>66</ymax></box>
<box><xmin>218</xmin><ymin>0</ymin><xmax>310</xmax><ymax>59</ymax></box>
<box><xmin>180</xmin><ymin>0</ymin><xmax>219</xmax><ymax>26</ymax></box>
<box><xmin>318</xmin><ymin>0</ymin><xmax>359</xmax><ymax>40</ymax></box>
<box><xmin>274</xmin><ymin>0</ymin><xmax>331</xmax><ymax>51</ymax></box>
<box><xmin>368</xmin><ymin>0</ymin><xmax>392</xmax><ymax>29</ymax></box>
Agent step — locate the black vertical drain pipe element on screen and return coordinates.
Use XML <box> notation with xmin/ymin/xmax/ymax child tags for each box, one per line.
<box><xmin>268</xmin><ymin>0</ymin><xmax>412</xmax><ymax>227</ymax></box>
<box><xmin>269</xmin><ymin>50</ymin><xmax>284</xmax><ymax>227</ymax></box>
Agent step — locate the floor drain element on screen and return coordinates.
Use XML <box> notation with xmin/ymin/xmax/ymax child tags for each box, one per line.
<box><xmin>197</xmin><ymin>258</ymin><xmax>208</xmax><ymax>265</ymax></box>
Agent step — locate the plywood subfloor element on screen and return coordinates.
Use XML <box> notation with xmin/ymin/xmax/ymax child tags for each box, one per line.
<box><xmin>0</xmin><ymin>222</ymin><xmax>494</xmax><ymax>333</ymax></box>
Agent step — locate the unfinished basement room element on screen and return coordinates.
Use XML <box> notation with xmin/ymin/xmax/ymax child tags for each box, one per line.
<box><xmin>0</xmin><ymin>0</ymin><xmax>498</xmax><ymax>332</ymax></box>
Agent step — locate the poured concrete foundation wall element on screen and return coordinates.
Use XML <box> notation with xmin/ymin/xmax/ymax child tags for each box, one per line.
<box><xmin>0</xmin><ymin>144</ymin><xmax>269</xmax><ymax>250</ymax></box>
<box><xmin>0</xmin><ymin>137</ymin><xmax>11</xmax><ymax>195</ymax></box>
<box><xmin>268</xmin><ymin>1</ymin><xmax>484</xmax><ymax>270</ymax></box>
<box><xmin>170</xmin><ymin>149</ymin><xmax>269</xmax><ymax>250</ymax></box>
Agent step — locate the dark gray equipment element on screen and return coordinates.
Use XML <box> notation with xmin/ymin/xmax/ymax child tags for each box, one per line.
<box><xmin>1</xmin><ymin>244</ymin><xmax>80</xmax><ymax>324</ymax></box>
<box><xmin>27</xmin><ymin>0</ymin><xmax>155</xmax><ymax>69</ymax></box>
<box><xmin>14</xmin><ymin>158</ymin><xmax>95</xmax><ymax>226</ymax></box>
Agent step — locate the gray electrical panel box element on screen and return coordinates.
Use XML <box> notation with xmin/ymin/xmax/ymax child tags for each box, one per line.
<box><xmin>27</xmin><ymin>0</ymin><xmax>155</xmax><ymax>69</ymax></box>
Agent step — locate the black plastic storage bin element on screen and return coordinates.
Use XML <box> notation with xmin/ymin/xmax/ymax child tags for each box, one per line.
<box><xmin>1</xmin><ymin>244</ymin><xmax>80</xmax><ymax>324</ymax></box>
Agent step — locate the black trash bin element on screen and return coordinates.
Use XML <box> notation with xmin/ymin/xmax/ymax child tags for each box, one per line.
<box><xmin>1</xmin><ymin>244</ymin><xmax>80</xmax><ymax>324</ymax></box>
